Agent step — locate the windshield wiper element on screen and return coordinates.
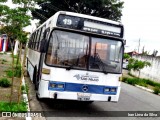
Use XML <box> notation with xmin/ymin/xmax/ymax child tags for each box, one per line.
<box><xmin>98</xmin><ymin>59</ymin><xmax>108</xmax><ymax>74</ymax></box>
<box><xmin>93</xmin><ymin>43</ymin><xmax>108</xmax><ymax>74</ymax></box>
<box><xmin>66</xmin><ymin>64</ymin><xmax>74</xmax><ymax>70</ymax></box>
<box><xmin>94</xmin><ymin>54</ymin><xmax>108</xmax><ymax>74</ymax></box>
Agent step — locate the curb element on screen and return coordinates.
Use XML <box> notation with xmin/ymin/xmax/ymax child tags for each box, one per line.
<box><xmin>135</xmin><ymin>84</ymin><xmax>160</xmax><ymax>96</ymax></box>
<box><xmin>135</xmin><ymin>84</ymin><xmax>154</xmax><ymax>93</ymax></box>
<box><xmin>22</xmin><ymin>76</ymin><xmax>32</xmax><ymax>120</ymax></box>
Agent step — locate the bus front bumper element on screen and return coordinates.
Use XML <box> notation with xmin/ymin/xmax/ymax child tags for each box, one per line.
<box><xmin>46</xmin><ymin>91</ymin><xmax>120</xmax><ymax>102</ymax></box>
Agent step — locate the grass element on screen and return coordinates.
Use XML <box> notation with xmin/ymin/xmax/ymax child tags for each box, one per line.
<box><xmin>0</xmin><ymin>101</ymin><xmax>27</xmax><ymax>112</ymax></box>
<box><xmin>5</xmin><ymin>65</ymin><xmax>21</xmax><ymax>78</ymax></box>
<box><xmin>122</xmin><ymin>77</ymin><xmax>160</xmax><ymax>94</ymax></box>
<box><xmin>10</xmin><ymin>54</ymin><xmax>18</xmax><ymax>59</ymax></box>
<box><xmin>21</xmin><ymin>84</ymin><xmax>29</xmax><ymax>94</ymax></box>
<box><xmin>0</xmin><ymin>59</ymin><xmax>7</xmax><ymax>62</ymax></box>
<box><xmin>6</xmin><ymin>70</ymin><xmax>14</xmax><ymax>78</ymax></box>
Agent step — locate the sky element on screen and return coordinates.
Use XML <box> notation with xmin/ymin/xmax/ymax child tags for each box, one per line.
<box><xmin>121</xmin><ymin>0</ymin><xmax>160</xmax><ymax>55</ymax></box>
<box><xmin>2</xmin><ymin>0</ymin><xmax>160</xmax><ymax>55</ymax></box>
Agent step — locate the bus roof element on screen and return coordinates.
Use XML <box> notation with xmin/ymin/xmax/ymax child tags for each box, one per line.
<box><xmin>33</xmin><ymin>11</ymin><xmax>123</xmax><ymax>37</ymax></box>
<box><xmin>36</xmin><ymin>11</ymin><xmax>122</xmax><ymax>29</ymax></box>
<box><xmin>58</xmin><ymin>11</ymin><xmax>122</xmax><ymax>26</ymax></box>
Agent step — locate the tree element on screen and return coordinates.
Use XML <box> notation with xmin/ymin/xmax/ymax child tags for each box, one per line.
<box><xmin>123</xmin><ymin>53</ymin><xmax>130</xmax><ymax>60</ymax></box>
<box><xmin>0</xmin><ymin>0</ymin><xmax>32</xmax><ymax>104</ymax></box>
<box><xmin>32</xmin><ymin>0</ymin><xmax>124</xmax><ymax>23</ymax></box>
<box><xmin>128</xmin><ymin>58</ymin><xmax>151</xmax><ymax>78</ymax></box>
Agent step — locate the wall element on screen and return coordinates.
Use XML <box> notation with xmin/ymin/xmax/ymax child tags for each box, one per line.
<box><xmin>131</xmin><ymin>55</ymin><xmax>160</xmax><ymax>83</ymax></box>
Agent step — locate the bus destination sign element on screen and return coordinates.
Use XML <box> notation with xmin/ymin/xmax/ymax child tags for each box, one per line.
<box><xmin>56</xmin><ymin>14</ymin><xmax>123</xmax><ymax>38</ymax></box>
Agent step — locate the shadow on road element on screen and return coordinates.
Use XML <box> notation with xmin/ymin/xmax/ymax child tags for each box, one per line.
<box><xmin>39</xmin><ymin>99</ymin><xmax>108</xmax><ymax>117</ymax></box>
<box><xmin>40</xmin><ymin>98</ymin><xmax>97</xmax><ymax>110</ymax></box>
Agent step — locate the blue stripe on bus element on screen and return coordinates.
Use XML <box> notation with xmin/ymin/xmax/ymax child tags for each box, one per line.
<box><xmin>48</xmin><ymin>81</ymin><xmax>117</xmax><ymax>95</ymax></box>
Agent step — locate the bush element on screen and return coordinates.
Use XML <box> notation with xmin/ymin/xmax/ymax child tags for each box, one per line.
<box><xmin>6</xmin><ymin>70</ymin><xmax>14</xmax><ymax>78</ymax></box>
<box><xmin>145</xmin><ymin>79</ymin><xmax>160</xmax><ymax>88</ymax></box>
<box><xmin>0</xmin><ymin>78</ymin><xmax>11</xmax><ymax>87</ymax></box>
<box><xmin>125</xmin><ymin>78</ymin><xmax>139</xmax><ymax>86</ymax></box>
<box><xmin>138</xmin><ymin>81</ymin><xmax>148</xmax><ymax>87</ymax></box>
<box><xmin>153</xmin><ymin>87</ymin><xmax>160</xmax><ymax>95</ymax></box>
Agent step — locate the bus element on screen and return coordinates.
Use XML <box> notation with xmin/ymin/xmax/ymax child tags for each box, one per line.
<box><xmin>27</xmin><ymin>11</ymin><xmax>125</xmax><ymax>103</ymax></box>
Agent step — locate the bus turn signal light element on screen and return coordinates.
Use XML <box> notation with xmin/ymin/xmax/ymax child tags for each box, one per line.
<box><xmin>119</xmin><ymin>76</ymin><xmax>123</xmax><ymax>81</ymax></box>
<box><xmin>42</xmin><ymin>68</ymin><xmax>50</xmax><ymax>74</ymax></box>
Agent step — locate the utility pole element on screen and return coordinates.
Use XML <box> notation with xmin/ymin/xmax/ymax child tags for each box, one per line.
<box><xmin>138</xmin><ymin>39</ymin><xmax>140</xmax><ymax>54</ymax></box>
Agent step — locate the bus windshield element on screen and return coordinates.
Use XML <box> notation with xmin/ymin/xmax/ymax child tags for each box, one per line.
<box><xmin>46</xmin><ymin>30</ymin><xmax>123</xmax><ymax>73</ymax></box>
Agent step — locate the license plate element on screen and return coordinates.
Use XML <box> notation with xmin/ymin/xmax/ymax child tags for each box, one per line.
<box><xmin>77</xmin><ymin>93</ymin><xmax>91</xmax><ymax>101</ymax></box>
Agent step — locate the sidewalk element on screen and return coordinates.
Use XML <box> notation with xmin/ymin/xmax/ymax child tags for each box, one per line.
<box><xmin>24</xmin><ymin>71</ymin><xmax>46</xmax><ymax>120</ymax></box>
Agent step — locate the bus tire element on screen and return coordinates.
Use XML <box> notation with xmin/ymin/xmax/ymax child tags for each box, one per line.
<box><xmin>36</xmin><ymin>92</ymin><xmax>42</xmax><ymax>101</ymax></box>
<box><xmin>33</xmin><ymin>67</ymin><xmax>39</xmax><ymax>90</ymax></box>
<box><xmin>33</xmin><ymin>67</ymin><xmax>37</xmax><ymax>84</ymax></box>
<box><xmin>26</xmin><ymin>59</ymin><xmax>29</xmax><ymax>77</ymax></box>
<box><xmin>34</xmin><ymin>67</ymin><xmax>39</xmax><ymax>91</ymax></box>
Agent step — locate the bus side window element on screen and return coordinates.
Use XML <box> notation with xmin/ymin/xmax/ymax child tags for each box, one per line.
<box><xmin>38</xmin><ymin>25</ymin><xmax>46</xmax><ymax>51</ymax></box>
<box><xmin>36</xmin><ymin>27</ymin><xmax>42</xmax><ymax>51</ymax></box>
<box><xmin>40</xmin><ymin>27</ymin><xmax>50</xmax><ymax>53</ymax></box>
<box><xmin>31</xmin><ymin>32</ymin><xmax>35</xmax><ymax>49</ymax></box>
<box><xmin>32</xmin><ymin>32</ymin><xmax>36</xmax><ymax>49</ymax></box>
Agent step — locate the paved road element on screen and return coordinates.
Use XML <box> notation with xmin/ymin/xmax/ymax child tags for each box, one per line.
<box><xmin>37</xmin><ymin>82</ymin><xmax>160</xmax><ymax>120</ymax></box>
<box><xmin>25</xmin><ymin>69</ymin><xmax>160</xmax><ymax>120</ymax></box>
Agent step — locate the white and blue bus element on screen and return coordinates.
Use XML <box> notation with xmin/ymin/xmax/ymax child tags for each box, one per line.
<box><xmin>27</xmin><ymin>11</ymin><xmax>125</xmax><ymax>103</ymax></box>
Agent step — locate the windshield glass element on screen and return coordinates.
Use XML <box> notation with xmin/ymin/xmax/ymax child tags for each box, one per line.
<box><xmin>46</xmin><ymin>30</ymin><xmax>123</xmax><ymax>73</ymax></box>
<box><xmin>89</xmin><ymin>37</ymin><xmax>122</xmax><ymax>73</ymax></box>
<box><xmin>46</xmin><ymin>30</ymin><xmax>89</xmax><ymax>69</ymax></box>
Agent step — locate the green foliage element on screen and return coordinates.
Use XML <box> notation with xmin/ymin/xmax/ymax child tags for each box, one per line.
<box><xmin>153</xmin><ymin>87</ymin><xmax>160</xmax><ymax>95</ymax></box>
<box><xmin>0</xmin><ymin>4</ymin><xmax>31</xmax><ymax>44</ymax></box>
<box><xmin>6</xmin><ymin>65</ymin><xmax>21</xmax><ymax>78</ymax></box>
<box><xmin>122</xmin><ymin>77</ymin><xmax>160</xmax><ymax>89</ymax></box>
<box><xmin>0</xmin><ymin>59</ymin><xmax>7</xmax><ymax>62</ymax></box>
<box><xmin>0</xmin><ymin>101</ymin><xmax>27</xmax><ymax>112</ymax></box>
<box><xmin>127</xmin><ymin>58</ymin><xmax>151</xmax><ymax>72</ymax></box>
<box><xmin>6</xmin><ymin>70</ymin><xmax>14</xmax><ymax>78</ymax></box>
<box><xmin>32</xmin><ymin>0</ymin><xmax>124</xmax><ymax>23</ymax></box>
<box><xmin>15</xmin><ymin>65</ymin><xmax>21</xmax><ymax>77</ymax></box>
<box><xmin>123</xmin><ymin>77</ymin><xmax>139</xmax><ymax>86</ymax></box>
<box><xmin>124</xmin><ymin>53</ymin><xmax>130</xmax><ymax>60</ymax></box>
<box><xmin>13</xmin><ymin>55</ymin><xmax>18</xmax><ymax>59</ymax></box>
<box><xmin>145</xmin><ymin>79</ymin><xmax>160</xmax><ymax>88</ymax></box>
<box><xmin>21</xmin><ymin>84</ymin><xmax>29</xmax><ymax>94</ymax></box>
<box><xmin>0</xmin><ymin>4</ymin><xmax>9</xmax><ymax>16</ymax></box>
<box><xmin>0</xmin><ymin>78</ymin><xmax>11</xmax><ymax>87</ymax></box>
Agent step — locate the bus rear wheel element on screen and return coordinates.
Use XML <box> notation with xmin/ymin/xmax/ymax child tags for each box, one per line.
<box><xmin>33</xmin><ymin>67</ymin><xmax>39</xmax><ymax>90</ymax></box>
<box><xmin>36</xmin><ymin>92</ymin><xmax>42</xmax><ymax>101</ymax></box>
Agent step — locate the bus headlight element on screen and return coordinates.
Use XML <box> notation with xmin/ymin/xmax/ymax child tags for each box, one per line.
<box><xmin>57</xmin><ymin>84</ymin><xmax>64</xmax><ymax>88</ymax></box>
<box><xmin>104</xmin><ymin>88</ymin><xmax>110</xmax><ymax>92</ymax></box>
<box><xmin>111</xmin><ymin>88</ymin><xmax>116</xmax><ymax>92</ymax></box>
<box><xmin>50</xmin><ymin>83</ymin><xmax>56</xmax><ymax>88</ymax></box>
